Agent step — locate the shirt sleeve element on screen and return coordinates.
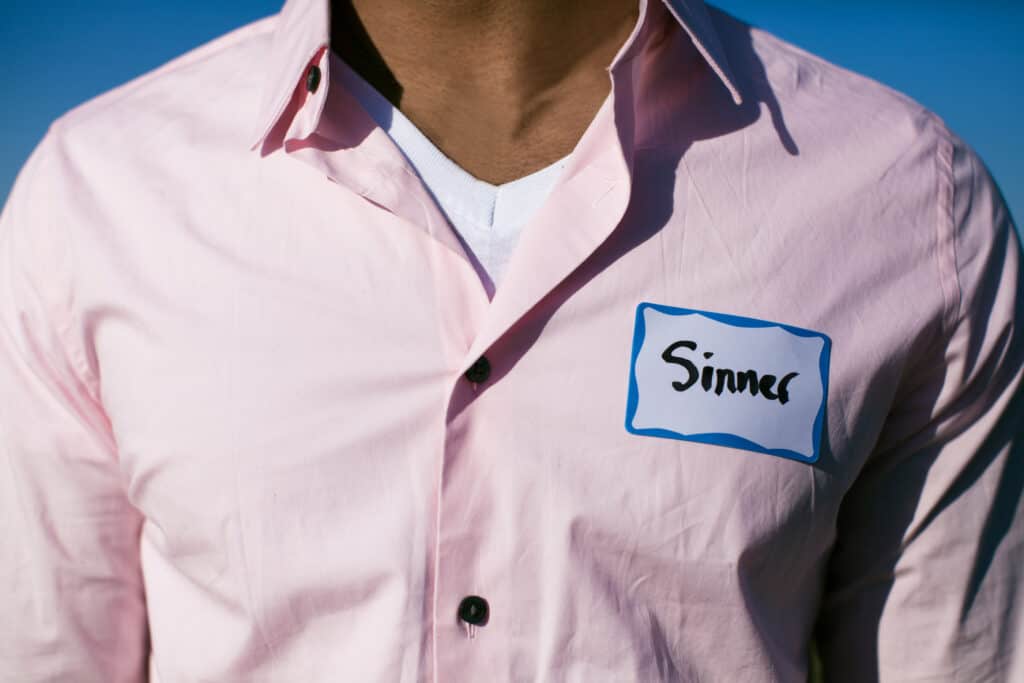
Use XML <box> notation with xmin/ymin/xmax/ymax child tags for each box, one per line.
<box><xmin>814</xmin><ymin>123</ymin><xmax>1024</xmax><ymax>681</ymax></box>
<box><xmin>0</xmin><ymin>130</ymin><xmax>150</xmax><ymax>682</ymax></box>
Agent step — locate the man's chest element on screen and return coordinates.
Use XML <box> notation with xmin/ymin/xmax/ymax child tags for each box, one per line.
<box><xmin>83</xmin><ymin>154</ymin><xmax>918</xmax><ymax>547</ymax></box>
<box><xmin>71</xmin><ymin>142</ymin><xmax>939</xmax><ymax>674</ymax></box>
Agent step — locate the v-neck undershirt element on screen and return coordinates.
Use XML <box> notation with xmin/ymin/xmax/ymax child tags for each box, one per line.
<box><xmin>332</xmin><ymin>53</ymin><xmax>572</xmax><ymax>296</ymax></box>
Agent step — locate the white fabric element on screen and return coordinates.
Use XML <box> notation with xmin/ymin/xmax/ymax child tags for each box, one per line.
<box><xmin>334</xmin><ymin>55</ymin><xmax>572</xmax><ymax>296</ymax></box>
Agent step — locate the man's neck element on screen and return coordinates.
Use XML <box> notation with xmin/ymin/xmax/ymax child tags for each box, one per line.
<box><xmin>331</xmin><ymin>0</ymin><xmax>640</xmax><ymax>185</ymax></box>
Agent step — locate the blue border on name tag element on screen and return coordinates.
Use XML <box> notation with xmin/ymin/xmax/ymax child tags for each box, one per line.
<box><xmin>624</xmin><ymin>302</ymin><xmax>832</xmax><ymax>464</ymax></box>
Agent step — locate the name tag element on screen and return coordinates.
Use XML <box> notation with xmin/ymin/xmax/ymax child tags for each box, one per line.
<box><xmin>625</xmin><ymin>302</ymin><xmax>831</xmax><ymax>463</ymax></box>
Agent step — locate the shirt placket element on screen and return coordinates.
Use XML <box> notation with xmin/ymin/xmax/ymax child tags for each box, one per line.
<box><xmin>426</xmin><ymin>61</ymin><xmax>643</xmax><ymax>683</ymax></box>
<box><xmin>276</xmin><ymin>20</ymin><xmax>645</xmax><ymax>678</ymax></box>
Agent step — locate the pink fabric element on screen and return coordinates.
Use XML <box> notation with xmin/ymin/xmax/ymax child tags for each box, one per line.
<box><xmin>1</xmin><ymin>0</ymin><xmax>1022</xmax><ymax>681</ymax></box>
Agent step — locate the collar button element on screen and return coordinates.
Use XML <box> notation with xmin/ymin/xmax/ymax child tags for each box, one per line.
<box><xmin>464</xmin><ymin>356</ymin><xmax>491</xmax><ymax>384</ymax></box>
<box><xmin>305</xmin><ymin>64</ymin><xmax>322</xmax><ymax>94</ymax></box>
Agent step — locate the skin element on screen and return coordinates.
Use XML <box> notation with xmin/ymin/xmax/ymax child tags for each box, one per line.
<box><xmin>331</xmin><ymin>0</ymin><xmax>641</xmax><ymax>185</ymax></box>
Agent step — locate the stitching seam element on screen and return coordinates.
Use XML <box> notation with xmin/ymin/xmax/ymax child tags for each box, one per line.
<box><xmin>932</xmin><ymin>115</ymin><xmax>961</xmax><ymax>338</ymax></box>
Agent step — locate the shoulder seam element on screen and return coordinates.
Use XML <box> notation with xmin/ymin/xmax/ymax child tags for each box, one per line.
<box><xmin>929</xmin><ymin>113</ymin><xmax>961</xmax><ymax>339</ymax></box>
<box><xmin>32</xmin><ymin>131</ymin><xmax>105</xmax><ymax>408</ymax></box>
<box><xmin>2</xmin><ymin>130</ymin><xmax>108</xmax><ymax>420</ymax></box>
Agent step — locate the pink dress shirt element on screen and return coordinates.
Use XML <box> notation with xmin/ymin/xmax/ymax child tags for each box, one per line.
<box><xmin>1</xmin><ymin>0</ymin><xmax>1022</xmax><ymax>681</ymax></box>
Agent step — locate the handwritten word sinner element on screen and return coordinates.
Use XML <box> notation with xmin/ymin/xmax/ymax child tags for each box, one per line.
<box><xmin>661</xmin><ymin>340</ymin><xmax>799</xmax><ymax>405</ymax></box>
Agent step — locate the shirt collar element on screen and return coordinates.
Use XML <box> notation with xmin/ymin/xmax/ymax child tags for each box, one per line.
<box><xmin>248</xmin><ymin>0</ymin><xmax>743</xmax><ymax>152</ymax></box>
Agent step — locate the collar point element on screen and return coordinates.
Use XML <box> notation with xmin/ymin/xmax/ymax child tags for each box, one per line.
<box><xmin>248</xmin><ymin>124</ymin><xmax>272</xmax><ymax>153</ymax></box>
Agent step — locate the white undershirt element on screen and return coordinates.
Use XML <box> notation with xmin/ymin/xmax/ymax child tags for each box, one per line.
<box><xmin>334</xmin><ymin>55</ymin><xmax>571</xmax><ymax>297</ymax></box>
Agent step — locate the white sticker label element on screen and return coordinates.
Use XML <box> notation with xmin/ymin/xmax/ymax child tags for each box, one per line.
<box><xmin>625</xmin><ymin>303</ymin><xmax>831</xmax><ymax>463</ymax></box>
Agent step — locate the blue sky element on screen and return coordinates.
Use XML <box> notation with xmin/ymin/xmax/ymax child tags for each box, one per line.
<box><xmin>1</xmin><ymin>1</ymin><xmax>1021</xmax><ymax>230</ymax></box>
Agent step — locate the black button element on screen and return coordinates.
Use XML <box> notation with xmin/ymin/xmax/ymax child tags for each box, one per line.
<box><xmin>306</xmin><ymin>64</ymin><xmax>322</xmax><ymax>93</ymax></box>
<box><xmin>464</xmin><ymin>356</ymin><xmax>491</xmax><ymax>384</ymax></box>
<box><xmin>457</xmin><ymin>595</ymin><xmax>489</xmax><ymax>626</ymax></box>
